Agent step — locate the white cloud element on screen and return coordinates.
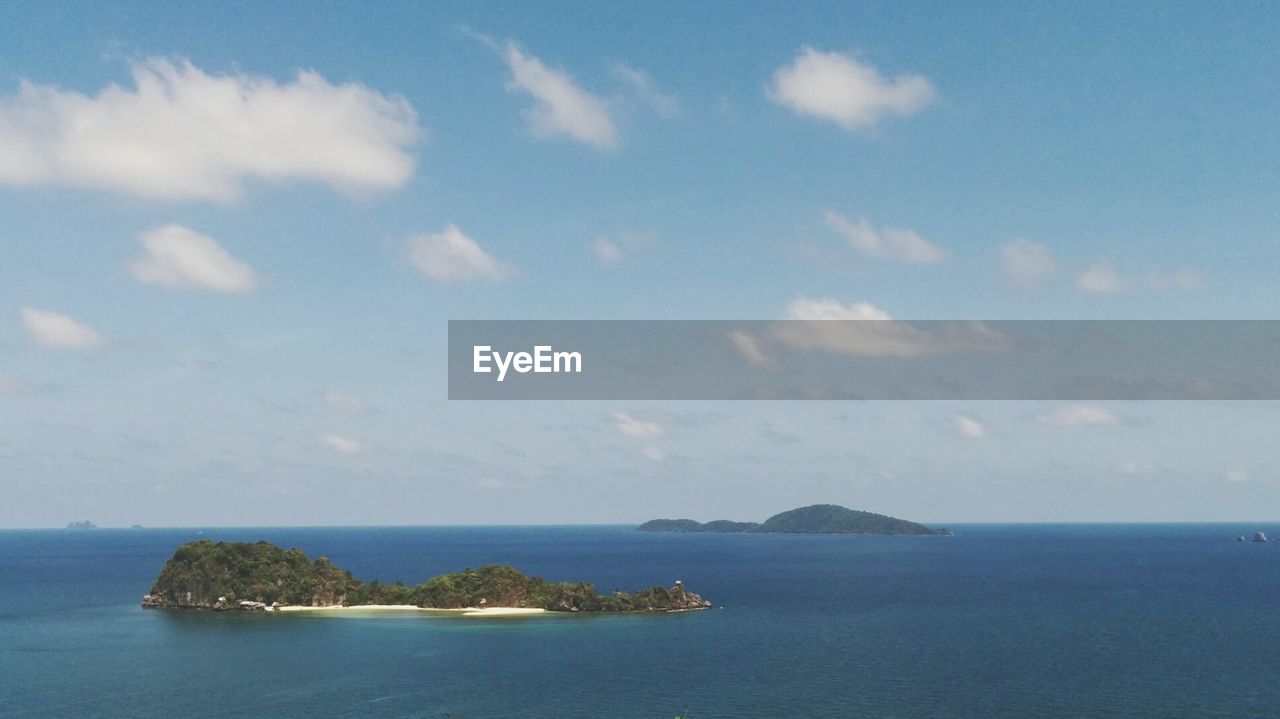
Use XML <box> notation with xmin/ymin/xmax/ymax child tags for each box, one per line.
<box><xmin>766</xmin><ymin>47</ymin><xmax>936</xmax><ymax>130</ymax></box>
<box><xmin>20</xmin><ymin>307</ymin><xmax>105</xmax><ymax>349</ymax></box>
<box><xmin>785</xmin><ymin>298</ymin><xmax>892</xmax><ymax>321</ymax></box>
<box><xmin>1037</xmin><ymin>404</ymin><xmax>1117</xmax><ymax>427</ymax></box>
<box><xmin>0</xmin><ymin>57</ymin><xmax>420</xmax><ymax>202</ymax></box>
<box><xmin>611</xmin><ymin>63</ymin><xmax>681</xmax><ymax>119</ymax></box>
<box><xmin>611</xmin><ymin>412</ymin><xmax>667</xmax><ymax>461</ymax></box>
<box><xmin>728</xmin><ymin>330</ymin><xmax>775</xmax><ymax>368</ymax></box>
<box><xmin>642</xmin><ymin>446</ymin><xmax>667</xmax><ymax>463</ymax></box>
<box><xmin>1225</xmin><ymin>468</ymin><xmax>1251</xmax><ymax>483</ymax></box>
<box><xmin>954</xmin><ymin>414</ymin><xmax>986</xmax><ymax>439</ymax></box>
<box><xmin>128</xmin><ymin>225</ymin><xmax>258</xmax><ymax>292</ymax></box>
<box><xmin>612</xmin><ymin>411</ymin><xmax>664</xmax><ymax>438</ymax></box>
<box><xmin>321</xmin><ymin>391</ymin><xmax>365</xmax><ymax>414</ymax></box>
<box><xmin>824</xmin><ymin>212</ymin><xmax>946</xmax><ymax>263</ymax></box>
<box><xmin>1077</xmin><ymin>263</ymin><xmax>1125</xmax><ymax>294</ymax></box>
<box><xmin>503</xmin><ymin>42</ymin><xmax>617</xmax><ymax>149</ymax></box>
<box><xmin>766</xmin><ymin>298</ymin><xmax>1008</xmax><ymax>358</ymax></box>
<box><xmin>590</xmin><ymin>232</ymin><xmax>658</xmax><ymax>264</ymax></box>
<box><xmin>592</xmin><ymin>239</ymin><xmax>624</xmax><ymax>264</ymax></box>
<box><xmin>406</xmin><ymin>225</ymin><xmax>514</xmax><ymax>283</ymax></box>
<box><xmin>1077</xmin><ymin>261</ymin><xmax>1205</xmax><ymax>295</ymax></box>
<box><xmin>999</xmin><ymin>238</ymin><xmax>1055</xmax><ymax>287</ymax></box>
<box><xmin>321</xmin><ymin>434</ymin><xmax>363</xmax><ymax>454</ymax></box>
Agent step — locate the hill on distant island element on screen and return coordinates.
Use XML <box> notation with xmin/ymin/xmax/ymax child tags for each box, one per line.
<box><xmin>637</xmin><ymin>504</ymin><xmax>950</xmax><ymax>536</ymax></box>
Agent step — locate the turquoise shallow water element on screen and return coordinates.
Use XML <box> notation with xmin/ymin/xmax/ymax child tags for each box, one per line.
<box><xmin>3</xmin><ymin>524</ymin><xmax>1279</xmax><ymax>718</ymax></box>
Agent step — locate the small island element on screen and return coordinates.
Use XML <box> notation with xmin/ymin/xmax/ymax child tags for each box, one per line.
<box><xmin>65</xmin><ymin>520</ymin><xmax>97</xmax><ymax>530</ymax></box>
<box><xmin>140</xmin><ymin>540</ymin><xmax>710</xmax><ymax>614</ymax></box>
<box><xmin>638</xmin><ymin>504</ymin><xmax>951</xmax><ymax>536</ymax></box>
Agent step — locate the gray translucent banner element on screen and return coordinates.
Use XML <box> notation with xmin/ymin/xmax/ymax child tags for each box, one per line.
<box><xmin>448</xmin><ymin>320</ymin><xmax>1280</xmax><ymax>400</ymax></box>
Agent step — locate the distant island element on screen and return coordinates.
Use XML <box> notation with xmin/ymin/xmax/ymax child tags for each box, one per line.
<box><xmin>637</xmin><ymin>504</ymin><xmax>951</xmax><ymax>536</ymax></box>
<box><xmin>65</xmin><ymin>520</ymin><xmax>97</xmax><ymax>530</ymax></box>
<box><xmin>141</xmin><ymin>540</ymin><xmax>710</xmax><ymax>614</ymax></box>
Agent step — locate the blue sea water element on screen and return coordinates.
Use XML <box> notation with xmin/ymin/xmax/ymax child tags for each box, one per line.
<box><xmin>2</xmin><ymin>524</ymin><xmax>1279</xmax><ymax>718</ymax></box>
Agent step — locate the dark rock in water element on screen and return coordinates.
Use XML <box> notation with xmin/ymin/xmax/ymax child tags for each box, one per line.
<box><xmin>1253</xmin><ymin>532</ymin><xmax>1268</xmax><ymax>543</ymax></box>
<box><xmin>1236</xmin><ymin>535</ymin><xmax>1246</xmax><ymax>542</ymax></box>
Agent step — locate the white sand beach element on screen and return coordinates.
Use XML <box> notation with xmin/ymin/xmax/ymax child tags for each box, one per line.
<box><xmin>273</xmin><ymin>604</ymin><xmax>547</xmax><ymax>617</ymax></box>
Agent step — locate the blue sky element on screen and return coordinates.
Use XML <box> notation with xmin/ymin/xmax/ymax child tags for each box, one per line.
<box><xmin>2</xmin><ymin>2</ymin><xmax>1279</xmax><ymax>527</ymax></box>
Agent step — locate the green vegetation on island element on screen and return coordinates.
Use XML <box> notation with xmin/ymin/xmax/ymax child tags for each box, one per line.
<box><xmin>140</xmin><ymin>540</ymin><xmax>710</xmax><ymax>613</ymax></box>
<box><xmin>637</xmin><ymin>504</ymin><xmax>951</xmax><ymax>536</ymax></box>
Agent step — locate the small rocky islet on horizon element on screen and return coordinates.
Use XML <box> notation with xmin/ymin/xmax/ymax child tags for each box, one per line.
<box><xmin>140</xmin><ymin>539</ymin><xmax>710</xmax><ymax>614</ymax></box>
<box><xmin>637</xmin><ymin>504</ymin><xmax>953</xmax><ymax>536</ymax></box>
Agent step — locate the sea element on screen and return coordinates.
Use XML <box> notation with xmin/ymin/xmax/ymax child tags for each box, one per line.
<box><xmin>2</xmin><ymin>524</ymin><xmax>1279</xmax><ymax>718</ymax></box>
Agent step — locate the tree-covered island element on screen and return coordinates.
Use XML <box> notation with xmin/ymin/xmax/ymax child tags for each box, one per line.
<box><xmin>637</xmin><ymin>504</ymin><xmax>952</xmax><ymax>536</ymax></box>
<box><xmin>140</xmin><ymin>539</ymin><xmax>710</xmax><ymax>613</ymax></box>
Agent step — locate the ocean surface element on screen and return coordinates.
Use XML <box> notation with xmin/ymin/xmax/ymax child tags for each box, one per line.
<box><xmin>3</xmin><ymin>524</ymin><xmax>1279</xmax><ymax>718</ymax></box>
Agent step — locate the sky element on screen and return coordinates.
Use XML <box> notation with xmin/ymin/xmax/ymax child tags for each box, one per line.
<box><xmin>2</xmin><ymin>1</ymin><xmax>1280</xmax><ymax>527</ymax></box>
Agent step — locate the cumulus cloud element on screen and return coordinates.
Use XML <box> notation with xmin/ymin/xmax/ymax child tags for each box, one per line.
<box><xmin>1077</xmin><ymin>261</ymin><xmax>1205</xmax><ymax>295</ymax></box>
<box><xmin>591</xmin><ymin>239</ymin><xmax>624</xmax><ymax>264</ymax></box>
<box><xmin>728</xmin><ymin>330</ymin><xmax>776</xmax><ymax>368</ymax></box>
<box><xmin>502</xmin><ymin>42</ymin><xmax>617</xmax><ymax>149</ymax></box>
<box><xmin>406</xmin><ymin>225</ymin><xmax>514</xmax><ymax>283</ymax></box>
<box><xmin>824</xmin><ymin>212</ymin><xmax>946</xmax><ymax>263</ymax></box>
<box><xmin>610</xmin><ymin>412</ymin><xmax>667</xmax><ymax>462</ymax></box>
<box><xmin>321</xmin><ymin>434</ymin><xmax>363</xmax><ymax>454</ymax></box>
<box><xmin>128</xmin><ymin>224</ymin><xmax>258</xmax><ymax>292</ymax></box>
<box><xmin>20</xmin><ymin>307</ymin><xmax>105</xmax><ymax>349</ymax></box>
<box><xmin>1037</xmin><ymin>404</ymin><xmax>1117</xmax><ymax>427</ymax></box>
<box><xmin>785</xmin><ymin>298</ymin><xmax>893</xmax><ymax>321</ymax></box>
<box><xmin>728</xmin><ymin>299</ymin><xmax>1009</xmax><ymax>366</ymax></box>
<box><xmin>1225</xmin><ymin>468</ymin><xmax>1251</xmax><ymax>483</ymax></box>
<box><xmin>766</xmin><ymin>47</ymin><xmax>936</xmax><ymax>130</ymax></box>
<box><xmin>768</xmin><ymin>298</ymin><xmax>1008</xmax><ymax>358</ymax></box>
<box><xmin>642</xmin><ymin>446</ymin><xmax>667</xmax><ymax>462</ymax></box>
<box><xmin>321</xmin><ymin>391</ymin><xmax>366</xmax><ymax>414</ymax></box>
<box><xmin>590</xmin><ymin>232</ymin><xmax>659</xmax><ymax>264</ymax></box>
<box><xmin>0</xmin><ymin>57</ymin><xmax>420</xmax><ymax>202</ymax></box>
<box><xmin>999</xmin><ymin>238</ymin><xmax>1055</xmax><ymax>287</ymax></box>
<box><xmin>1077</xmin><ymin>263</ymin><xmax>1125</xmax><ymax>294</ymax></box>
<box><xmin>954</xmin><ymin>414</ymin><xmax>986</xmax><ymax>439</ymax></box>
<box><xmin>612</xmin><ymin>411</ymin><xmax>664</xmax><ymax>438</ymax></box>
<box><xmin>611</xmin><ymin>63</ymin><xmax>681</xmax><ymax>119</ymax></box>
